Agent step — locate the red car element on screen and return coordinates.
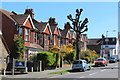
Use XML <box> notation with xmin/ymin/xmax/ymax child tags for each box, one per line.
<box><xmin>95</xmin><ymin>58</ymin><xmax>108</xmax><ymax>66</ymax></box>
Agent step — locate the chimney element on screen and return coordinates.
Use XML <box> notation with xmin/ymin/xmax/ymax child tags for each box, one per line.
<box><xmin>64</xmin><ymin>22</ymin><xmax>71</xmax><ymax>30</ymax></box>
<box><xmin>24</xmin><ymin>9</ymin><xmax>34</xmax><ymax>18</ymax></box>
<box><xmin>48</xmin><ymin>17</ymin><xmax>56</xmax><ymax>25</ymax></box>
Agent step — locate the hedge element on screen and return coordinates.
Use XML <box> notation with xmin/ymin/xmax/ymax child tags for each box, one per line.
<box><xmin>37</xmin><ymin>52</ymin><xmax>60</xmax><ymax>67</ymax></box>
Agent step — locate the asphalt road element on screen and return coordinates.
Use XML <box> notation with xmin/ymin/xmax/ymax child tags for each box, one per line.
<box><xmin>51</xmin><ymin>62</ymin><xmax>119</xmax><ymax>78</ymax></box>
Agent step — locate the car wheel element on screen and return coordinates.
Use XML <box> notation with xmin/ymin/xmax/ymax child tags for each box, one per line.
<box><xmin>88</xmin><ymin>66</ymin><xmax>91</xmax><ymax>70</ymax></box>
<box><xmin>106</xmin><ymin>64</ymin><xmax>107</xmax><ymax>66</ymax></box>
<box><xmin>82</xmin><ymin>68</ymin><xmax>85</xmax><ymax>72</ymax></box>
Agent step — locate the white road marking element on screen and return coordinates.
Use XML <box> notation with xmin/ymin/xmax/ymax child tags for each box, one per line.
<box><xmin>89</xmin><ymin>73</ymin><xmax>96</xmax><ymax>75</ymax></box>
<box><xmin>80</xmin><ymin>76</ymin><xmax>85</xmax><ymax>78</ymax></box>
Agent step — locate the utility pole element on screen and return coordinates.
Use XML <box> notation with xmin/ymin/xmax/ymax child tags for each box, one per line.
<box><xmin>67</xmin><ymin>9</ymin><xmax>88</xmax><ymax>60</ymax></box>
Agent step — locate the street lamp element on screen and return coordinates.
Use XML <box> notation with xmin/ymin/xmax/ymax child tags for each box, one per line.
<box><xmin>67</xmin><ymin>9</ymin><xmax>88</xmax><ymax>60</ymax></box>
<box><xmin>105</xmin><ymin>30</ymin><xmax>116</xmax><ymax>59</ymax></box>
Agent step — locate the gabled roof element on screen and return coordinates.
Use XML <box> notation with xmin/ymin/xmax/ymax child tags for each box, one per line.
<box><xmin>0</xmin><ymin>8</ymin><xmax>15</xmax><ymax>22</ymax></box>
<box><xmin>61</xmin><ymin>29</ymin><xmax>70</xmax><ymax>38</ymax></box>
<box><xmin>50</xmin><ymin>24</ymin><xmax>57</xmax><ymax>33</ymax></box>
<box><xmin>33</xmin><ymin>19</ymin><xmax>52</xmax><ymax>34</ymax></box>
<box><xmin>70</xmin><ymin>30</ymin><xmax>76</xmax><ymax>39</ymax></box>
<box><xmin>11</xmin><ymin>14</ymin><xmax>29</xmax><ymax>25</ymax></box>
<box><xmin>87</xmin><ymin>39</ymin><xmax>101</xmax><ymax>45</ymax></box>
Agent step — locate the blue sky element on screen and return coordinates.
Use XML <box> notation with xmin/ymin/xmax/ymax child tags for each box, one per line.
<box><xmin>1</xmin><ymin>2</ymin><xmax>118</xmax><ymax>38</ymax></box>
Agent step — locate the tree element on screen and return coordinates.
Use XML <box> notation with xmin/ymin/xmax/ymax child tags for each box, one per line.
<box><xmin>12</xmin><ymin>36</ymin><xmax>26</xmax><ymax>59</ymax></box>
<box><xmin>67</xmin><ymin>9</ymin><xmax>89</xmax><ymax>60</ymax></box>
<box><xmin>80</xmin><ymin>49</ymin><xmax>99</xmax><ymax>63</ymax></box>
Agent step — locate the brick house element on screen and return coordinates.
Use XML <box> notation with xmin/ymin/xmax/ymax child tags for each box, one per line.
<box><xmin>70</xmin><ymin>30</ymin><xmax>76</xmax><ymax>44</ymax></box>
<box><xmin>0</xmin><ymin>31</ymin><xmax>10</xmax><ymax>71</ymax></box>
<box><xmin>1</xmin><ymin>9</ymin><xmax>43</xmax><ymax>60</ymax></box>
<box><xmin>48</xmin><ymin>17</ymin><xmax>61</xmax><ymax>48</ymax></box>
<box><xmin>33</xmin><ymin>19</ymin><xmax>52</xmax><ymax>50</ymax></box>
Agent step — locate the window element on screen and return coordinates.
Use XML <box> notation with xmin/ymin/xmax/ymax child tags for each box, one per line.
<box><xmin>54</xmin><ymin>35</ymin><xmax>56</xmax><ymax>45</ymax></box>
<box><xmin>112</xmin><ymin>38</ymin><xmax>115</xmax><ymax>41</ymax></box>
<box><xmin>49</xmin><ymin>35</ymin><xmax>52</xmax><ymax>44</ymax></box>
<box><xmin>45</xmin><ymin>35</ymin><xmax>48</xmax><ymax>46</ymax></box>
<box><xmin>19</xmin><ymin>28</ymin><xmax>22</xmax><ymax>36</ymax></box>
<box><xmin>39</xmin><ymin>34</ymin><xmax>43</xmax><ymax>45</ymax></box>
<box><xmin>25</xmin><ymin>29</ymin><xmax>29</xmax><ymax>41</ymax></box>
<box><xmin>34</xmin><ymin>33</ymin><xmax>37</xmax><ymax>43</ymax></box>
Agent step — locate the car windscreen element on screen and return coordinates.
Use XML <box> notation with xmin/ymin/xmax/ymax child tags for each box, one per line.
<box><xmin>96</xmin><ymin>59</ymin><xmax>104</xmax><ymax>61</ymax></box>
<box><xmin>73</xmin><ymin>61</ymin><xmax>82</xmax><ymax>64</ymax></box>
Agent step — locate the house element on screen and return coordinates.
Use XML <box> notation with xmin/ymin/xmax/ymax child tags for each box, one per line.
<box><xmin>87</xmin><ymin>38</ymin><xmax>101</xmax><ymax>55</ymax></box>
<box><xmin>87</xmin><ymin>37</ymin><xmax>118</xmax><ymax>59</ymax></box>
<box><xmin>80</xmin><ymin>34</ymin><xmax>88</xmax><ymax>51</ymax></box>
<box><xmin>33</xmin><ymin>19</ymin><xmax>52</xmax><ymax>50</ymax></box>
<box><xmin>48</xmin><ymin>17</ymin><xmax>61</xmax><ymax>48</ymax></box>
<box><xmin>101</xmin><ymin>37</ymin><xmax>117</xmax><ymax>59</ymax></box>
<box><xmin>0</xmin><ymin>30</ymin><xmax>9</xmax><ymax>71</ymax></box>
<box><xmin>1</xmin><ymin>8</ymin><xmax>43</xmax><ymax>60</ymax></box>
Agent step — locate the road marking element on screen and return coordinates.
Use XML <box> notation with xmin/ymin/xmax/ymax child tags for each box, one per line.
<box><xmin>89</xmin><ymin>73</ymin><xmax>96</xmax><ymax>75</ymax></box>
<box><xmin>80</xmin><ymin>76</ymin><xmax>85</xmax><ymax>78</ymax></box>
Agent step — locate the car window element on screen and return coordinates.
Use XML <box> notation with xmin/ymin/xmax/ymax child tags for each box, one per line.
<box><xmin>73</xmin><ymin>61</ymin><xmax>82</xmax><ymax>64</ymax></box>
<box><xmin>96</xmin><ymin>59</ymin><xmax>104</xmax><ymax>61</ymax></box>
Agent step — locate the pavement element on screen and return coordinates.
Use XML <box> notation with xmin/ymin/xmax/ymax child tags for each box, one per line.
<box><xmin>1</xmin><ymin>66</ymin><xmax>72</xmax><ymax>78</ymax></box>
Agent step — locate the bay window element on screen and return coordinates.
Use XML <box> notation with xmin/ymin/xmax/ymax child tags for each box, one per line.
<box><xmin>19</xmin><ymin>28</ymin><xmax>23</xmax><ymax>36</ymax></box>
<box><xmin>25</xmin><ymin>29</ymin><xmax>29</xmax><ymax>41</ymax></box>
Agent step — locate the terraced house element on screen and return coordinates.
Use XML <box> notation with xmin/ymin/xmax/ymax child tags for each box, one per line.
<box><xmin>1</xmin><ymin>8</ymin><xmax>88</xmax><ymax>61</ymax></box>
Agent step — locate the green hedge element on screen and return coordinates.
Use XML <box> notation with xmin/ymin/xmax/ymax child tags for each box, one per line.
<box><xmin>37</xmin><ymin>52</ymin><xmax>60</xmax><ymax>67</ymax></box>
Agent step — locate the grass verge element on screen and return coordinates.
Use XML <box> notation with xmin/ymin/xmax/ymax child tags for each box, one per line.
<box><xmin>48</xmin><ymin>69</ymin><xmax>72</xmax><ymax>75</ymax></box>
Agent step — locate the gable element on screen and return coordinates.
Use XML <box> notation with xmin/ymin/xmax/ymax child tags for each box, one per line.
<box><xmin>73</xmin><ymin>33</ymin><xmax>76</xmax><ymax>39</ymax></box>
<box><xmin>54</xmin><ymin>27</ymin><xmax>59</xmax><ymax>35</ymax></box>
<box><xmin>24</xmin><ymin>19</ymin><xmax>33</xmax><ymax>29</ymax></box>
<box><xmin>44</xmin><ymin>26</ymin><xmax>51</xmax><ymax>34</ymax></box>
<box><xmin>66</xmin><ymin>32</ymin><xmax>70</xmax><ymax>39</ymax></box>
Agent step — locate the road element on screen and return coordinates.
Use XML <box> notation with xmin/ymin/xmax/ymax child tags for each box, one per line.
<box><xmin>1</xmin><ymin>62</ymin><xmax>119</xmax><ymax>79</ymax></box>
<box><xmin>51</xmin><ymin>62</ymin><xmax>119</xmax><ymax>78</ymax></box>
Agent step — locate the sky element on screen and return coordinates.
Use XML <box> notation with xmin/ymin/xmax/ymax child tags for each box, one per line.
<box><xmin>1</xmin><ymin>2</ymin><xmax>118</xmax><ymax>38</ymax></box>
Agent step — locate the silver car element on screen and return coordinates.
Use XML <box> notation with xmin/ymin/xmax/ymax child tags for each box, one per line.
<box><xmin>72</xmin><ymin>59</ymin><xmax>91</xmax><ymax>72</ymax></box>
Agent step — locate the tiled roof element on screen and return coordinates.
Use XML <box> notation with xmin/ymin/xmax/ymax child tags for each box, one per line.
<box><xmin>33</xmin><ymin>19</ymin><xmax>48</xmax><ymax>32</ymax></box>
<box><xmin>11</xmin><ymin>14</ymin><xmax>29</xmax><ymax>25</ymax></box>
<box><xmin>50</xmin><ymin>24</ymin><xmax>58</xmax><ymax>33</ymax></box>
<box><xmin>61</xmin><ymin>29</ymin><xmax>69</xmax><ymax>38</ymax></box>
<box><xmin>88</xmin><ymin>37</ymin><xmax>116</xmax><ymax>45</ymax></box>
<box><xmin>87</xmin><ymin>39</ymin><xmax>101</xmax><ymax>45</ymax></box>
<box><xmin>0</xmin><ymin>8</ymin><xmax>15</xmax><ymax>22</ymax></box>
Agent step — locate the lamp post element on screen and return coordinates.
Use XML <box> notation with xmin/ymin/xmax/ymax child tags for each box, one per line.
<box><xmin>67</xmin><ymin>9</ymin><xmax>88</xmax><ymax>60</ymax></box>
<box><xmin>105</xmin><ymin>30</ymin><xmax>116</xmax><ymax>59</ymax></box>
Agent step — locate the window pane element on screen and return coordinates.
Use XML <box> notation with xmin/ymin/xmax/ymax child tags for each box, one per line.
<box><xmin>19</xmin><ymin>28</ymin><xmax>22</xmax><ymax>36</ymax></box>
<box><xmin>25</xmin><ymin>29</ymin><xmax>29</xmax><ymax>41</ymax></box>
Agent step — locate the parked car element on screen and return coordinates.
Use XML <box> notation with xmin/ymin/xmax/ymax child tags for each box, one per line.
<box><xmin>72</xmin><ymin>59</ymin><xmax>91</xmax><ymax>72</ymax></box>
<box><xmin>109</xmin><ymin>58</ymin><xmax>117</xmax><ymax>63</ymax></box>
<box><xmin>94</xmin><ymin>58</ymin><xmax>108</xmax><ymax>67</ymax></box>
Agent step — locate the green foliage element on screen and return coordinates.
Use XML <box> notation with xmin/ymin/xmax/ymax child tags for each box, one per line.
<box><xmin>12</xmin><ymin>36</ymin><xmax>26</xmax><ymax>59</ymax></box>
<box><xmin>37</xmin><ymin>52</ymin><xmax>60</xmax><ymax>67</ymax></box>
<box><xmin>64</xmin><ymin>49</ymin><xmax>76</xmax><ymax>64</ymax></box>
<box><xmin>80</xmin><ymin>49</ymin><xmax>99</xmax><ymax>63</ymax></box>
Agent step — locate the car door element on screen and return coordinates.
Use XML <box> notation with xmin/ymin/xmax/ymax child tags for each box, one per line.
<box><xmin>84</xmin><ymin>61</ymin><xmax>89</xmax><ymax>69</ymax></box>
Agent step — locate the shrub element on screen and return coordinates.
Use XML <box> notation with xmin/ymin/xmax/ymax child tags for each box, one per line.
<box><xmin>37</xmin><ymin>52</ymin><xmax>60</xmax><ymax>67</ymax></box>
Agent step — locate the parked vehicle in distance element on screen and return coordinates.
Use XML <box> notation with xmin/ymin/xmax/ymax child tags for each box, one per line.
<box><xmin>72</xmin><ymin>59</ymin><xmax>91</xmax><ymax>72</ymax></box>
<box><xmin>94</xmin><ymin>58</ymin><xmax>108</xmax><ymax>67</ymax></box>
<box><xmin>109</xmin><ymin>58</ymin><xmax>117</xmax><ymax>63</ymax></box>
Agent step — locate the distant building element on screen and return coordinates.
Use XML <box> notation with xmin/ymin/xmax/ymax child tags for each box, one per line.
<box><xmin>87</xmin><ymin>37</ymin><xmax>118</xmax><ymax>59</ymax></box>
